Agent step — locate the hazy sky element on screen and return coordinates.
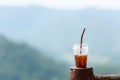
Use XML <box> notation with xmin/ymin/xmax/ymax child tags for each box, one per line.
<box><xmin>0</xmin><ymin>0</ymin><xmax>120</xmax><ymax>10</ymax></box>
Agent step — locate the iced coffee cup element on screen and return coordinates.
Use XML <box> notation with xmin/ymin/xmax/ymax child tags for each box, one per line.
<box><xmin>73</xmin><ymin>43</ymin><xmax>88</xmax><ymax>68</ymax></box>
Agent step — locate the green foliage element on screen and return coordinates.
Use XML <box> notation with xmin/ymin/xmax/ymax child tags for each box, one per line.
<box><xmin>0</xmin><ymin>36</ymin><xmax>68</xmax><ymax>80</ymax></box>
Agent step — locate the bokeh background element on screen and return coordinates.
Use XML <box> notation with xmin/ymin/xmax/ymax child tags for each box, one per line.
<box><xmin>0</xmin><ymin>0</ymin><xmax>120</xmax><ymax>80</ymax></box>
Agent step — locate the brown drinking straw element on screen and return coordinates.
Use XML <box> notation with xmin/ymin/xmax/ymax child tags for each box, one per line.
<box><xmin>80</xmin><ymin>28</ymin><xmax>86</xmax><ymax>54</ymax></box>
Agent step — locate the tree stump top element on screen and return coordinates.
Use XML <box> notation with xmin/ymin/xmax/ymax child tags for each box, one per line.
<box><xmin>70</xmin><ymin>66</ymin><xmax>93</xmax><ymax>70</ymax></box>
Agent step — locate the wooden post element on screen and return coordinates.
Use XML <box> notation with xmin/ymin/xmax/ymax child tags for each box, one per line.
<box><xmin>69</xmin><ymin>67</ymin><xmax>94</xmax><ymax>80</ymax></box>
<box><xmin>95</xmin><ymin>74</ymin><xmax>120</xmax><ymax>80</ymax></box>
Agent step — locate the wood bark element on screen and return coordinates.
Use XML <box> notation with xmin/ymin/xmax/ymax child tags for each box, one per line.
<box><xmin>69</xmin><ymin>67</ymin><xmax>94</xmax><ymax>80</ymax></box>
<box><xmin>95</xmin><ymin>74</ymin><xmax>120</xmax><ymax>80</ymax></box>
<box><xmin>69</xmin><ymin>67</ymin><xmax>120</xmax><ymax>80</ymax></box>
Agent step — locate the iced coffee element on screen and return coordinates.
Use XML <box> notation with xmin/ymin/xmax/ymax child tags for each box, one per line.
<box><xmin>73</xmin><ymin>43</ymin><xmax>88</xmax><ymax>68</ymax></box>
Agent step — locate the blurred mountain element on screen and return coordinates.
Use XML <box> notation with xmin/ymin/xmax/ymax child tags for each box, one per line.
<box><xmin>0</xmin><ymin>35</ymin><xmax>68</xmax><ymax>80</ymax></box>
<box><xmin>0</xmin><ymin>7</ymin><xmax>120</xmax><ymax>65</ymax></box>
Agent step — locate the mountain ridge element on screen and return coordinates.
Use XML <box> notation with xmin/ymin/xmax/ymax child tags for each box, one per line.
<box><xmin>0</xmin><ymin>35</ymin><xmax>68</xmax><ymax>80</ymax></box>
<box><xmin>0</xmin><ymin>7</ymin><xmax>120</xmax><ymax>65</ymax></box>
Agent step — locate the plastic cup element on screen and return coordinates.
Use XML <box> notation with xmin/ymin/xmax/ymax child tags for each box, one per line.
<box><xmin>73</xmin><ymin>43</ymin><xmax>88</xmax><ymax>68</ymax></box>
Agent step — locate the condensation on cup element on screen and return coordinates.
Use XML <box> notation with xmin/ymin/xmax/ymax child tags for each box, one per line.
<box><xmin>73</xmin><ymin>43</ymin><xmax>89</xmax><ymax>68</ymax></box>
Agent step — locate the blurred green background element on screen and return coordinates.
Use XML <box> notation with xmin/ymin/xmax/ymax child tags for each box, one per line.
<box><xmin>0</xmin><ymin>0</ymin><xmax>120</xmax><ymax>80</ymax></box>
